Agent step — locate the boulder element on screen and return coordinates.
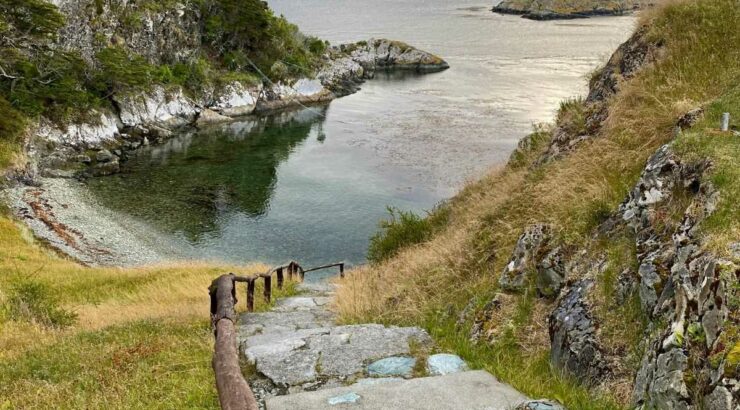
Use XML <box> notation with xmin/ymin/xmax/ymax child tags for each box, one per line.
<box><xmin>211</xmin><ymin>82</ymin><xmax>261</xmax><ymax>117</ymax></box>
<box><xmin>195</xmin><ymin>109</ymin><xmax>232</xmax><ymax>127</ymax></box>
<box><xmin>426</xmin><ymin>354</ymin><xmax>468</xmax><ymax>376</ymax></box>
<box><xmin>95</xmin><ymin>149</ymin><xmax>114</xmax><ymax>163</ymax></box>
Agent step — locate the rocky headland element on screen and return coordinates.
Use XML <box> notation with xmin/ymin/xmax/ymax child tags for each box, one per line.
<box><xmin>492</xmin><ymin>0</ymin><xmax>652</xmax><ymax>20</ymax></box>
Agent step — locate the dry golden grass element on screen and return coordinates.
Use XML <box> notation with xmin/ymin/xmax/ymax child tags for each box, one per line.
<box><xmin>0</xmin><ymin>213</ymin><xmax>300</xmax><ymax>408</ymax></box>
<box><xmin>0</xmin><ymin>214</ymin><xmax>295</xmax><ymax>360</ymax></box>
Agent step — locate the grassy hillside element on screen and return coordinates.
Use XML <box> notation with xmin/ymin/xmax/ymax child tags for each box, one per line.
<box><xmin>0</xmin><ymin>212</ymin><xmax>299</xmax><ymax>408</ymax></box>
<box><xmin>336</xmin><ymin>0</ymin><xmax>739</xmax><ymax>408</ymax></box>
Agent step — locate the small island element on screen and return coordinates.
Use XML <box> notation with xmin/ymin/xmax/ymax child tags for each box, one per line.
<box><xmin>493</xmin><ymin>0</ymin><xmax>651</xmax><ymax>20</ymax></box>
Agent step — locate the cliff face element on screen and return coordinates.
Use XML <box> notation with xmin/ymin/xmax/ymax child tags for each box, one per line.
<box><xmin>50</xmin><ymin>0</ymin><xmax>202</xmax><ymax>65</ymax></box>
<box><xmin>493</xmin><ymin>0</ymin><xmax>653</xmax><ymax>20</ymax></box>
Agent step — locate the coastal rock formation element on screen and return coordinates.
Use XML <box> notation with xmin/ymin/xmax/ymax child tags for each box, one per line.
<box><xmin>617</xmin><ymin>144</ymin><xmax>737</xmax><ymax>410</ymax></box>
<box><xmin>27</xmin><ymin>38</ymin><xmax>447</xmax><ymax>180</ymax></box>
<box><xmin>493</xmin><ymin>0</ymin><xmax>651</xmax><ymax>20</ymax></box>
<box><xmin>498</xmin><ymin>224</ymin><xmax>552</xmax><ymax>291</ymax></box>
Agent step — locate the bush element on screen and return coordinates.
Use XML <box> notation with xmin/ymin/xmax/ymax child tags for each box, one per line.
<box><xmin>94</xmin><ymin>47</ymin><xmax>155</xmax><ymax>92</ymax></box>
<box><xmin>3</xmin><ymin>279</ymin><xmax>77</xmax><ymax>329</ymax></box>
<box><xmin>368</xmin><ymin>207</ymin><xmax>435</xmax><ymax>263</ymax></box>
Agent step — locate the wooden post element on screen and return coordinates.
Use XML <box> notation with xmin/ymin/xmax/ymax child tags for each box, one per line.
<box><xmin>276</xmin><ymin>267</ymin><xmax>284</xmax><ymax>289</ymax></box>
<box><xmin>287</xmin><ymin>263</ymin><xmax>294</xmax><ymax>280</ymax></box>
<box><xmin>246</xmin><ymin>279</ymin><xmax>255</xmax><ymax>312</ymax></box>
<box><xmin>339</xmin><ymin>263</ymin><xmax>345</xmax><ymax>279</ymax></box>
<box><xmin>263</xmin><ymin>275</ymin><xmax>271</xmax><ymax>303</ymax></box>
<box><xmin>721</xmin><ymin>112</ymin><xmax>730</xmax><ymax>131</ymax></box>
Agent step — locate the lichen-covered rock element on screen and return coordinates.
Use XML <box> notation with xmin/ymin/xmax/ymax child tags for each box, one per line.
<box><xmin>536</xmin><ymin>246</ymin><xmax>566</xmax><ymax>297</ymax></box>
<box><xmin>499</xmin><ymin>224</ymin><xmax>551</xmax><ymax>291</ymax></box>
<box><xmin>36</xmin><ymin>110</ymin><xmax>120</xmax><ymax>147</ymax></box>
<box><xmin>52</xmin><ymin>0</ymin><xmax>201</xmax><ymax>65</ymax></box>
<box><xmin>548</xmin><ymin>279</ymin><xmax>607</xmax><ymax>383</ymax></box>
<box><xmin>426</xmin><ymin>354</ymin><xmax>468</xmax><ymax>376</ymax></box>
<box><xmin>115</xmin><ymin>86</ymin><xmax>198</xmax><ymax>129</ymax></box>
<box><xmin>514</xmin><ymin>400</ymin><xmax>567</xmax><ymax>410</ymax></box>
<box><xmin>367</xmin><ymin>356</ymin><xmax>416</xmax><ymax>377</ymax></box>
<box><xmin>616</xmin><ymin>143</ymin><xmax>738</xmax><ymax>410</ymax></box>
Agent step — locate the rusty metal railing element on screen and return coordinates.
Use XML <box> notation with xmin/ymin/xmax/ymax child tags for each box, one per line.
<box><xmin>208</xmin><ymin>261</ymin><xmax>345</xmax><ymax>410</ymax></box>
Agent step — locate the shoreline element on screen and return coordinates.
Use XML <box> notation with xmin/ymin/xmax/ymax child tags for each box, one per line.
<box><xmin>491</xmin><ymin>3</ymin><xmax>642</xmax><ymax>21</ymax></box>
<box><xmin>3</xmin><ymin>40</ymin><xmax>449</xmax><ymax>267</ymax></box>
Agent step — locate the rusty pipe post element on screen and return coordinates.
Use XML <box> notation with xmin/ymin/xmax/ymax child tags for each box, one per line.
<box><xmin>339</xmin><ymin>263</ymin><xmax>345</xmax><ymax>279</ymax></box>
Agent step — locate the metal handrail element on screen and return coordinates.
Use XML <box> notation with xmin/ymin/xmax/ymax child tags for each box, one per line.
<box><xmin>208</xmin><ymin>261</ymin><xmax>346</xmax><ymax>409</ymax></box>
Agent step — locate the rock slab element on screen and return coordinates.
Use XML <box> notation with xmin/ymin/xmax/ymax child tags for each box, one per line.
<box><xmin>265</xmin><ymin>370</ymin><xmax>528</xmax><ymax>410</ymax></box>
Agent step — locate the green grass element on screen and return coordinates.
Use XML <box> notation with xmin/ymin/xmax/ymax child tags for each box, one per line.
<box><xmin>0</xmin><ymin>320</ymin><xmax>219</xmax><ymax>409</ymax></box>
<box><xmin>367</xmin><ymin>206</ymin><xmax>449</xmax><ymax>263</ymax></box>
<box><xmin>0</xmin><ymin>210</ymin><xmax>300</xmax><ymax>407</ymax></box>
<box><xmin>673</xmin><ymin>85</ymin><xmax>740</xmax><ymax>257</ymax></box>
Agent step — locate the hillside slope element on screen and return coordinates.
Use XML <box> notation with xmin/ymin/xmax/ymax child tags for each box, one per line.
<box><xmin>336</xmin><ymin>1</ymin><xmax>739</xmax><ymax>408</ymax></box>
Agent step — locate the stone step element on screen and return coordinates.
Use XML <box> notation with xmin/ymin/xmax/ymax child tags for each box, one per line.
<box><xmin>265</xmin><ymin>370</ymin><xmax>528</xmax><ymax>410</ymax></box>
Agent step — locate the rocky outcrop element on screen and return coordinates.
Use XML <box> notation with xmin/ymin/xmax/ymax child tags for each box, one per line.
<box><xmin>498</xmin><ymin>224</ymin><xmax>567</xmax><ymax>297</ymax></box>
<box><xmin>617</xmin><ymin>144</ymin><xmax>737</xmax><ymax>410</ymax></box>
<box><xmin>28</xmin><ymin>39</ymin><xmax>448</xmax><ymax>180</ymax></box>
<box><xmin>50</xmin><ymin>0</ymin><xmax>201</xmax><ymax>65</ymax></box>
<box><xmin>498</xmin><ymin>224</ymin><xmax>552</xmax><ymax>291</ymax></box>
<box><xmin>496</xmin><ymin>137</ymin><xmax>737</xmax><ymax>408</ymax></box>
<box><xmin>549</xmin><ymin>279</ymin><xmax>607</xmax><ymax>384</ymax></box>
<box><xmin>493</xmin><ymin>0</ymin><xmax>651</xmax><ymax>21</ymax></box>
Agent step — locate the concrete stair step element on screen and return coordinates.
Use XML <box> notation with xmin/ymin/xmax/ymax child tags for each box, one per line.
<box><xmin>265</xmin><ymin>370</ymin><xmax>528</xmax><ymax>410</ymax></box>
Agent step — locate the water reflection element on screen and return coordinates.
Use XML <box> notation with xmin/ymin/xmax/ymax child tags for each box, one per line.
<box><xmin>88</xmin><ymin>107</ymin><xmax>327</xmax><ymax>242</ymax></box>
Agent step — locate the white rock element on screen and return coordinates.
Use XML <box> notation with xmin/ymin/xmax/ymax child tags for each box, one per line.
<box><xmin>36</xmin><ymin>110</ymin><xmax>120</xmax><ymax>146</ymax></box>
<box><xmin>212</xmin><ymin>82</ymin><xmax>260</xmax><ymax>117</ymax></box>
<box><xmin>115</xmin><ymin>86</ymin><xmax>198</xmax><ymax>128</ymax></box>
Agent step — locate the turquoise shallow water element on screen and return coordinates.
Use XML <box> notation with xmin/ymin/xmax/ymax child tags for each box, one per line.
<box><xmin>87</xmin><ymin>3</ymin><xmax>634</xmax><ymax>269</ymax></box>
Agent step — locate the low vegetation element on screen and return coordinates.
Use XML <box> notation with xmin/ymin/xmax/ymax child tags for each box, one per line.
<box><xmin>0</xmin><ymin>212</ymin><xmax>299</xmax><ymax>408</ymax></box>
<box><xmin>336</xmin><ymin>0</ymin><xmax>740</xmax><ymax>408</ymax></box>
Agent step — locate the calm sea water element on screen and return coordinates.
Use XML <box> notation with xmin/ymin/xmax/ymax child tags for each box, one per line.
<box><xmin>87</xmin><ymin>2</ymin><xmax>635</xmax><ymax>269</ymax></box>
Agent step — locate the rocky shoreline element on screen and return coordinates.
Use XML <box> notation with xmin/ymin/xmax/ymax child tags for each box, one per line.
<box><xmin>25</xmin><ymin>39</ymin><xmax>448</xmax><ymax>181</ymax></box>
<box><xmin>492</xmin><ymin>0</ymin><xmax>650</xmax><ymax>21</ymax></box>
<box><xmin>4</xmin><ymin>39</ymin><xmax>448</xmax><ymax>266</ymax></box>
